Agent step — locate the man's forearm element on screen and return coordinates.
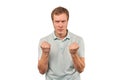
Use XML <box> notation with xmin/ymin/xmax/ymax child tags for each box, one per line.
<box><xmin>38</xmin><ymin>53</ymin><xmax>49</xmax><ymax>74</ymax></box>
<box><xmin>71</xmin><ymin>53</ymin><xmax>85</xmax><ymax>73</ymax></box>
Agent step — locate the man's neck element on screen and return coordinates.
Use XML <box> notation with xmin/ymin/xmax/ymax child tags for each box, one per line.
<box><xmin>55</xmin><ymin>30</ymin><xmax>68</xmax><ymax>40</ymax></box>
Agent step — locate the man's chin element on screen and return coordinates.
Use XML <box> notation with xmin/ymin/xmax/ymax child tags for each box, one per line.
<box><xmin>58</xmin><ymin>32</ymin><xmax>63</xmax><ymax>35</ymax></box>
<box><xmin>58</xmin><ymin>32</ymin><xmax>64</xmax><ymax>35</ymax></box>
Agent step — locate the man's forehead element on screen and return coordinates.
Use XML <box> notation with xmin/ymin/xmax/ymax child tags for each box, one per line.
<box><xmin>53</xmin><ymin>14</ymin><xmax>67</xmax><ymax>20</ymax></box>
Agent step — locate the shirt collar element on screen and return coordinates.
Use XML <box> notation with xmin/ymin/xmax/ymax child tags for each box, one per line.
<box><xmin>53</xmin><ymin>30</ymin><xmax>70</xmax><ymax>40</ymax></box>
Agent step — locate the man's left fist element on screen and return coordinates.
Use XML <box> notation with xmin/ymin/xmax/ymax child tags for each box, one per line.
<box><xmin>69</xmin><ymin>42</ymin><xmax>79</xmax><ymax>54</ymax></box>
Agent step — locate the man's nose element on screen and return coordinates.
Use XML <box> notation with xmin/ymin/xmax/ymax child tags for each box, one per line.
<box><xmin>59</xmin><ymin>22</ymin><xmax>63</xmax><ymax>28</ymax></box>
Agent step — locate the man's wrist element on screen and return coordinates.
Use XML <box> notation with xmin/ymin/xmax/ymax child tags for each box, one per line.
<box><xmin>42</xmin><ymin>52</ymin><xmax>49</xmax><ymax>56</ymax></box>
<box><xmin>71</xmin><ymin>53</ymin><xmax>77</xmax><ymax>57</ymax></box>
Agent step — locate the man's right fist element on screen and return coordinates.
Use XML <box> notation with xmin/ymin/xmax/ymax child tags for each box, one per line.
<box><xmin>40</xmin><ymin>41</ymin><xmax>51</xmax><ymax>53</ymax></box>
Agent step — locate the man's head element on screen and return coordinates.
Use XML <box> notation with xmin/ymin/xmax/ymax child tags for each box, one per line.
<box><xmin>51</xmin><ymin>6</ymin><xmax>69</xmax><ymax>39</ymax></box>
<box><xmin>51</xmin><ymin>6</ymin><xmax>69</xmax><ymax>21</ymax></box>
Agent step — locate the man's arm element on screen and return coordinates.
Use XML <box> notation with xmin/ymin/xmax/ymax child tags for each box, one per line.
<box><xmin>71</xmin><ymin>53</ymin><xmax>85</xmax><ymax>73</ymax></box>
<box><xmin>38</xmin><ymin>41</ymin><xmax>50</xmax><ymax>74</ymax></box>
<box><xmin>69</xmin><ymin>42</ymin><xmax>85</xmax><ymax>73</ymax></box>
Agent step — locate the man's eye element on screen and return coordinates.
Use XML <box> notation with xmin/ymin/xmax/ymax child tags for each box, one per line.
<box><xmin>62</xmin><ymin>21</ymin><xmax>65</xmax><ymax>23</ymax></box>
<box><xmin>55</xmin><ymin>21</ymin><xmax>59</xmax><ymax>23</ymax></box>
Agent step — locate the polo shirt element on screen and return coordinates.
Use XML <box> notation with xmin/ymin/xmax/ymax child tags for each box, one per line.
<box><xmin>38</xmin><ymin>31</ymin><xmax>85</xmax><ymax>80</ymax></box>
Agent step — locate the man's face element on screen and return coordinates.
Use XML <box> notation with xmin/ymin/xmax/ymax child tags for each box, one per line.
<box><xmin>52</xmin><ymin>13</ymin><xmax>68</xmax><ymax>36</ymax></box>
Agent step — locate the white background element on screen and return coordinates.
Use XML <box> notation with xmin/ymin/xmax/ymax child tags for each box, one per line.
<box><xmin>0</xmin><ymin>0</ymin><xmax>120</xmax><ymax>80</ymax></box>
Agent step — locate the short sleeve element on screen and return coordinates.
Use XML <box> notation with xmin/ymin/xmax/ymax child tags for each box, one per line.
<box><xmin>78</xmin><ymin>37</ymin><xmax>85</xmax><ymax>57</ymax></box>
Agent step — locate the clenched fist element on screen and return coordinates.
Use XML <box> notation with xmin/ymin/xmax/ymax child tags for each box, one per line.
<box><xmin>41</xmin><ymin>41</ymin><xmax>51</xmax><ymax>54</ymax></box>
<box><xmin>69</xmin><ymin>42</ymin><xmax>79</xmax><ymax>54</ymax></box>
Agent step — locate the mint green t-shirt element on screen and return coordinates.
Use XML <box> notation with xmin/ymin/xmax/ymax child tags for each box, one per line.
<box><xmin>38</xmin><ymin>31</ymin><xmax>85</xmax><ymax>80</ymax></box>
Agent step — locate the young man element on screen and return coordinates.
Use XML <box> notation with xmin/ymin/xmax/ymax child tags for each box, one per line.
<box><xmin>38</xmin><ymin>6</ymin><xmax>85</xmax><ymax>80</ymax></box>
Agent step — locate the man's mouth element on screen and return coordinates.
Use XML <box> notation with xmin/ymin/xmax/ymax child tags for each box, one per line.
<box><xmin>58</xmin><ymin>29</ymin><xmax>63</xmax><ymax>31</ymax></box>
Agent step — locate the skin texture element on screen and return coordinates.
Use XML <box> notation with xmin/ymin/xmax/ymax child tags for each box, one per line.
<box><xmin>38</xmin><ymin>41</ymin><xmax>50</xmax><ymax>74</ymax></box>
<box><xmin>69</xmin><ymin>42</ymin><xmax>85</xmax><ymax>73</ymax></box>
<box><xmin>38</xmin><ymin>13</ymin><xmax>85</xmax><ymax>74</ymax></box>
<box><xmin>53</xmin><ymin>13</ymin><xmax>68</xmax><ymax>39</ymax></box>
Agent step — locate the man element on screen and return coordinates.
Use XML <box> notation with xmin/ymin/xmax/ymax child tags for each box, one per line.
<box><xmin>38</xmin><ymin>6</ymin><xmax>85</xmax><ymax>80</ymax></box>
